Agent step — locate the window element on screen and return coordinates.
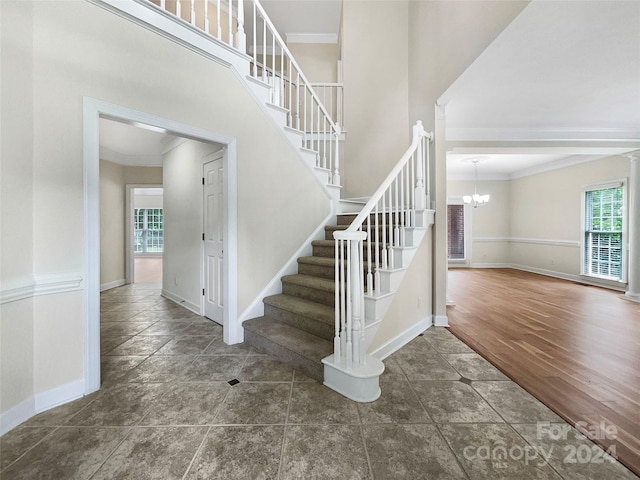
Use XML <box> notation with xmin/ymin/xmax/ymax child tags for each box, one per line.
<box><xmin>448</xmin><ymin>204</ymin><xmax>465</xmax><ymax>260</ymax></box>
<box><xmin>583</xmin><ymin>185</ymin><xmax>624</xmax><ymax>280</ymax></box>
<box><xmin>134</xmin><ymin>208</ymin><xmax>164</xmax><ymax>253</ymax></box>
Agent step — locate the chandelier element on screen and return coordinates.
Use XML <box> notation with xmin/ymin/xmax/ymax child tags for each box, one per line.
<box><xmin>463</xmin><ymin>159</ymin><xmax>490</xmax><ymax>208</ymax></box>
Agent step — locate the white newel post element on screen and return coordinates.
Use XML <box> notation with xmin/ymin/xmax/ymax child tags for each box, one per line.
<box><xmin>625</xmin><ymin>152</ymin><xmax>640</xmax><ymax>302</ymax></box>
<box><xmin>333</xmin><ymin>124</ymin><xmax>341</xmax><ymax>186</ymax></box>
<box><xmin>413</xmin><ymin>120</ymin><xmax>426</xmax><ymax>210</ymax></box>
<box><xmin>235</xmin><ymin>0</ymin><xmax>246</xmax><ymax>53</ymax></box>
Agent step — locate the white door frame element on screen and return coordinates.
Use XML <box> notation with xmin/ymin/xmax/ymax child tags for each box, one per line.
<box><xmin>125</xmin><ymin>184</ymin><xmax>163</xmax><ymax>285</ymax></box>
<box><xmin>83</xmin><ymin>97</ymin><xmax>239</xmax><ymax>395</ymax></box>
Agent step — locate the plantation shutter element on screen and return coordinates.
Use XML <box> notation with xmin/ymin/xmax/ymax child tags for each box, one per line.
<box><xmin>584</xmin><ymin>186</ymin><xmax>623</xmax><ymax>279</ymax></box>
<box><xmin>448</xmin><ymin>204</ymin><xmax>465</xmax><ymax>260</ymax></box>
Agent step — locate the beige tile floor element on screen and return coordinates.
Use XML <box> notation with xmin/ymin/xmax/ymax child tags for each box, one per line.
<box><xmin>1</xmin><ymin>284</ymin><xmax>637</xmax><ymax>479</ymax></box>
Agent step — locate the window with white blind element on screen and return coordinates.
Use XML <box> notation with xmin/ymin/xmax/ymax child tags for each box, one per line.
<box><xmin>448</xmin><ymin>204</ymin><xmax>466</xmax><ymax>260</ymax></box>
<box><xmin>583</xmin><ymin>185</ymin><xmax>624</xmax><ymax>280</ymax></box>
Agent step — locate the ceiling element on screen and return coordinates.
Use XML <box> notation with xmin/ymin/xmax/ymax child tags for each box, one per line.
<box><xmin>440</xmin><ymin>0</ymin><xmax>640</xmax><ymax>180</ymax></box>
<box><xmin>99</xmin><ymin>118</ymin><xmax>184</xmax><ymax>167</ymax></box>
<box><xmin>100</xmin><ymin>1</ymin><xmax>639</xmax><ymax>178</ymax></box>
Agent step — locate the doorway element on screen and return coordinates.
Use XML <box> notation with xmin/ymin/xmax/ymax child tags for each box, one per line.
<box><xmin>203</xmin><ymin>152</ymin><xmax>224</xmax><ymax>324</ymax></box>
<box><xmin>126</xmin><ymin>186</ymin><xmax>164</xmax><ymax>285</ymax></box>
<box><xmin>85</xmin><ymin>98</ymin><xmax>240</xmax><ymax>395</ymax></box>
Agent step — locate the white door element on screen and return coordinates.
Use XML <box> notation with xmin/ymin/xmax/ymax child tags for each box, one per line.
<box><xmin>204</xmin><ymin>156</ymin><xmax>224</xmax><ymax>324</ymax></box>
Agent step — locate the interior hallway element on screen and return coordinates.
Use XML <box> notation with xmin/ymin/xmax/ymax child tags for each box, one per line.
<box><xmin>447</xmin><ymin>268</ymin><xmax>640</xmax><ymax>477</ymax></box>
<box><xmin>0</xmin><ymin>284</ymin><xmax>636</xmax><ymax>479</ymax></box>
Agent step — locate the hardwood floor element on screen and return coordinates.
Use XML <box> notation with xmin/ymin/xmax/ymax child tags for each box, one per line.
<box><xmin>134</xmin><ymin>257</ymin><xmax>162</xmax><ymax>284</ymax></box>
<box><xmin>447</xmin><ymin>268</ymin><xmax>640</xmax><ymax>477</ymax></box>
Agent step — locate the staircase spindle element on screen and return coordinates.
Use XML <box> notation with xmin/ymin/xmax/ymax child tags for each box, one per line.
<box><xmin>334</xmin><ymin>237</ymin><xmax>341</xmax><ymax>360</ymax></box>
<box><xmin>381</xmin><ymin>193</ymin><xmax>388</xmax><ymax>270</ymax></box>
<box><xmin>366</xmin><ymin>217</ymin><xmax>373</xmax><ymax>295</ymax></box>
<box><xmin>333</xmin><ymin>124</ymin><xmax>340</xmax><ymax>186</ymax></box>
<box><xmin>296</xmin><ymin>72</ymin><xmax>301</xmax><ymax>130</ymax></box>
<box><xmin>236</xmin><ymin>0</ymin><xmax>245</xmax><ymax>52</ymax></box>
<box><xmin>228</xmin><ymin>0</ymin><xmax>233</xmax><ymax>46</ymax></box>
<box><xmin>374</xmin><ymin>202</ymin><xmax>380</xmax><ymax>291</ymax></box>
<box><xmin>217</xmin><ymin>0</ymin><xmax>222</xmax><ymax>40</ymax></box>
<box><xmin>262</xmin><ymin>17</ymin><xmax>266</xmax><ymax>82</ymax></box>
<box><xmin>252</xmin><ymin>2</ymin><xmax>256</xmax><ymax>76</ymax></box>
<box><xmin>271</xmin><ymin>30</ymin><xmax>276</xmax><ymax>103</ymax></box>
<box><xmin>190</xmin><ymin>0</ymin><xmax>195</xmax><ymax>25</ymax></box>
<box><xmin>204</xmin><ymin>0</ymin><xmax>209</xmax><ymax>33</ymax></box>
<box><xmin>176</xmin><ymin>0</ymin><xmax>181</xmax><ymax>19</ymax></box>
<box><xmin>345</xmin><ymin>239</ymin><xmax>353</xmax><ymax>370</ymax></box>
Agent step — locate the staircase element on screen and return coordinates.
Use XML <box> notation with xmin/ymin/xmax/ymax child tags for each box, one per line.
<box><xmin>102</xmin><ymin>0</ymin><xmax>436</xmax><ymax>402</ymax></box>
<box><xmin>244</xmin><ymin>213</ymin><xmax>368</xmax><ymax>381</ymax></box>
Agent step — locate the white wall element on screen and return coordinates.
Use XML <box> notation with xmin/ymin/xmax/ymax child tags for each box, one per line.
<box><xmin>509</xmin><ymin>156</ymin><xmax>630</xmax><ymax>282</ymax></box>
<box><xmin>100</xmin><ymin>160</ymin><xmax>125</xmax><ymax>288</ymax></box>
<box><xmin>1</xmin><ymin>0</ymin><xmax>329</xmax><ymax>426</ymax></box>
<box><xmin>99</xmin><ymin>161</ymin><xmax>163</xmax><ymax>289</ymax></box>
<box><xmin>447</xmin><ymin>180</ymin><xmax>510</xmax><ymax>266</ymax></box>
<box><xmin>447</xmin><ymin>156</ymin><xmax>631</xmax><ymax>286</ymax></box>
<box><xmin>162</xmin><ymin>140</ymin><xmax>220</xmax><ymax>311</ymax></box>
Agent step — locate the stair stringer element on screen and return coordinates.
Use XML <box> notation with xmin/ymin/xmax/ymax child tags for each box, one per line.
<box><xmin>243</xmin><ymin>76</ymin><xmax>341</xmax><ymax>202</ymax></box>
<box><xmin>322</xmin><ymin>209</ymin><xmax>435</xmax><ymax>402</ymax></box>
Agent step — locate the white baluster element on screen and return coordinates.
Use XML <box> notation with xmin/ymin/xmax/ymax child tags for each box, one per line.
<box><xmin>228</xmin><ymin>0</ymin><xmax>233</xmax><ymax>46</ymax></box>
<box><xmin>400</xmin><ymin>166</ymin><xmax>405</xmax><ymax>247</ymax></box>
<box><xmin>334</xmin><ymin>236</ymin><xmax>341</xmax><ymax>360</ymax></box>
<box><xmin>394</xmin><ymin>178</ymin><xmax>400</xmax><ymax>248</ymax></box>
<box><xmin>235</xmin><ymin>0</ymin><xmax>246</xmax><ymax>53</ymax></box>
<box><xmin>190</xmin><ymin>0</ymin><xmax>195</xmax><ymax>25</ymax></box>
<box><xmin>288</xmin><ymin>61</ymin><xmax>293</xmax><ymax>126</ymax></box>
<box><xmin>217</xmin><ymin>0</ymin><xmax>221</xmax><ymax>39</ymax></box>
<box><xmin>323</xmin><ymin>118</ymin><xmax>327</xmax><ymax>170</ymax></box>
<box><xmin>176</xmin><ymin>0</ymin><xmax>182</xmax><ymax>18</ymax></box>
<box><xmin>414</xmin><ymin>120</ymin><xmax>425</xmax><ymax>210</ymax></box>
<box><xmin>374</xmin><ymin>203</ymin><xmax>380</xmax><ymax>291</ymax></box>
<box><xmin>271</xmin><ymin>30</ymin><xmax>275</xmax><ymax>103</ymax></box>
<box><xmin>366</xmin><ymin>217</ymin><xmax>373</xmax><ymax>295</ymax></box>
<box><xmin>204</xmin><ymin>0</ymin><xmax>209</xmax><ymax>33</ymax></box>
<box><xmin>425</xmin><ymin>135</ymin><xmax>431</xmax><ymax>208</ymax></box>
<box><xmin>252</xmin><ymin>2</ymin><xmax>256</xmax><ymax>76</ymax></box>
<box><xmin>339</xmin><ymin>238</ymin><xmax>346</xmax><ymax>358</ymax></box>
<box><xmin>262</xmin><ymin>18</ymin><xmax>266</xmax><ymax>82</ymax></box>
<box><xmin>333</xmin><ymin>124</ymin><xmax>340</xmax><ymax>186</ymax></box>
<box><xmin>381</xmin><ymin>193</ymin><xmax>388</xmax><ymax>270</ymax></box>
<box><xmin>345</xmin><ymin>238</ymin><xmax>353</xmax><ymax>369</ymax></box>
<box><xmin>160</xmin><ymin>0</ymin><xmax>165</xmax><ymax>10</ymax></box>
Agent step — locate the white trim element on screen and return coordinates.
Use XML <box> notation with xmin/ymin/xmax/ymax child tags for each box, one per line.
<box><xmin>84</xmin><ymin>97</ymin><xmax>241</xmax><ymax>394</ymax></box>
<box><xmin>474</xmin><ymin>236</ymin><xmax>580</xmax><ymax>248</ymax></box>
<box><xmin>445</xmin><ymin>127</ymin><xmax>640</xmax><ymax>143</ymax></box>
<box><xmin>285</xmin><ymin>33</ymin><xmax>338</xmax><ymax>44</ymax></box>
<box><xmin>100</xmin><ymin>279</ymin><xmax>126</xmax><ymax>292</ymax></box>
<box><xmin>34</xmin><ymin>379</ymin><xmax>85</xmax><ymax>414</ymax></box>
<box><xmin>370</xmin><ymin>317</ymin><xmax>431</xmax><ymax>360</ymax></box>
<box><xmin>0</xmin><ymin>379</ymin><xmax>85</xmax><ymax>436</ymax></box>
<box><xmin>0</xmin><ymin>397</ymin><xmax>35</xmax><ymax>436</ymax></box>
<box><xmin>0</xmin><ymin>273</ymin><xmax>84</xmax><ymax>305</ymax></box>
<box><xmin>90</xmin><ymin>0</ymin><xmax>250</xmax><ymax>75</ymax></box>
<box><xmin>510</xmin><ymin>264</ymin><xmax>627</xmax><ymax>292</ymax></box>
<box><xmin>469</xmin><ymin>263</ymin><xmax>511</xmax><ymax>268</ymax></box>
<box><xmin>580</xmin><ymin>178</ymin><xmax>628</xmax><ymax>283</ymax></box>
<box><xmin>433</xmin><ymin>314</ymin><xmax>449</xmax><ymax>327</ymax></box>
<box><xmin>161</xmin><ymin>288</ymin><xmax>201</xmax><ymax>315</ymax></box>
<box><xmin>238</xmin><ymin>210</ymin><xmax>334</xmax><ymax>323</ymax></box>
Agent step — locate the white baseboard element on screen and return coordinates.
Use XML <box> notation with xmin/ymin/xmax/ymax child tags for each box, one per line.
<box><xmin>100</xmin><ymin>279</ymin><xmax>126</xmax><ymax>292</ymax></box>
<box><xmin>0</xmin><ymin>378</ymin><xmax>85</xmax><ymax>436</ymax></box>
<box><xmin>161</xmin><ymin>289</ymin><xmax>201</xmax><ymax>315</ymax></box>
<box><xmin>469</xmin><ymin>263</ymin><xmax>511</xmax><ymax>269</ymax></box>
<box><xmin>370</xmin><ymin>317</ymin><xmax>431</xmax><ymax>360</ymax></box>
<box><xmin>433</xmin><ymin>314</ymin><xmax>449</xmax><ymax>327</ymax></box>
<box><xmin>0</xmin><ymin>396</ymin><xmax>35</xmax><ymax>436</ymax></box>
<box><xmin>34</xmin><ymin>379</ymin><xmax>85</xmax><ymax>413</ymax></box>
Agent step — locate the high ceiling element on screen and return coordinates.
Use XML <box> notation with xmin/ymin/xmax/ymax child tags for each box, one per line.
<box><xmin>441</xmin><ymin>0</ymin><xmax>640</xmax><ymax>180</ymax></box>
<box><xmin>99</xmin><ymin>0</ymin><xmax>639</xmax><ymax>179</ymax></box>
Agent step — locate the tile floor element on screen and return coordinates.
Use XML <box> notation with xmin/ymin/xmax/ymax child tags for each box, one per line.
<box><xmin>1</xmin><ymin>284</ymin><xmax>637</xmax><ymax>479</ymax></box>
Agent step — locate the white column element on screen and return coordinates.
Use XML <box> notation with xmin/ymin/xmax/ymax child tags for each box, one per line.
<box><xmin>625</xmin><ymin>153</ymin><xmax>640</xmax><ymax>302</ymax></box>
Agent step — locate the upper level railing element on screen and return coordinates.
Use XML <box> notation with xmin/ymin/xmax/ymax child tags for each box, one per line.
<box><xmin>146</xmin><ymin>0</ymin><xmax>341</xmax><ymax>186</ymax></box>
<box><xmin>333</xmin><ymin>121</ymin><xmax>432</xmax><ymax>368</ymax></box>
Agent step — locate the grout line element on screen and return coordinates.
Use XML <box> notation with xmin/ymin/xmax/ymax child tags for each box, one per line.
<box><xmin>356</xmin><ymin>399</ymin><xmax>374</xmax><ymax>480</ymax></box>
<box><xmin>181</xmin><ymin>425</ymin><xmax>212</xmax><ymax>480</ymax></box>
<box><xmin>276</xmin><ymin>380</ymin><xmax>295</xmax><ymax>479</ymax></box>
<box><xmin>433</xmin><ymin>423</ymin><xmax>473</xmax><ymax>480</ymax></box>
<box><xmin>86</xmin><ymin>426</ymin><xmax>135</xmax><ymax>480</ymax></box>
